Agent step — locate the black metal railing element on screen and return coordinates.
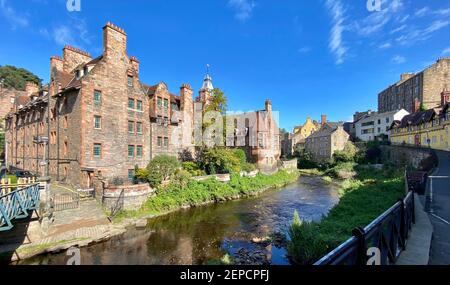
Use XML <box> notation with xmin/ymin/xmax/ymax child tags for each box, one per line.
<box><xmin>108</xmin><ymin>189</ymin><xmax>125</xmax><ymax>221</ymax></box>
<box><xmin>51</xmin><ymin>192</ymin><xmax>80</xmax><ymax>212</ymax></box>
<box><xmin>314</xmin><ymin>191</ymin><xmax>415</xmax><ymax>265</ymax></box>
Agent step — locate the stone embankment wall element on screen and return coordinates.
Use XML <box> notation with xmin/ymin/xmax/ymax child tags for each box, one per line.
<box><xmin>102</xmin><ymin>183</ymin><xmax>154</xmax><ymax>211</ymax></box>
<box><xmin>380</xmin><ymin>145</ymin><xmax>438</xmax><ymax>171</ymax></box>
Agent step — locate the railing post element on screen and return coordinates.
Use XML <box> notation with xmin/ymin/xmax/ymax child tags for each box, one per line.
<box><xmin>412</xmin><ymin>191</ymin><xmax>416</xmax><ymax>224</ymax></box>
<box><xmin>398</xmin><ymin>198</ymin><xmax>406</xmax><ymax>251</ymax></box>
<box><xmin>352</xmin><ymin>227</ymin><xmax>366</xmax><ymax>266</ymax></box>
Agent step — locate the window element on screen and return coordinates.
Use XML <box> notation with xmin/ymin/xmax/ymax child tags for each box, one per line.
<box><xmin>386</xmin><ymin>118</ymin><xmax>390</xmax><ymax>124</ymax></box>
<box><xmin>128</xmin><ymin>145</ymin><xmax>135</xmax><ymax>158</ymax></box>
<box><xmin>136</xmin><ymin>100</ymin><xmax>143</xmax><ymax>111</ymax></box>
<box><xmin>136</xmin><ymin>146</ymin><xmax>143</xmax><ymax>158</ymax></box>
<box><xmin>171</xmin><ymin>103</ymin><xmax>179</xmax><ymax>111</ymax></box>
<box><xmin>128</xmin><ymin>75</ymin><xmax>133</xmax><ymax>87</ymax></box>
<box><xmin>378</xmin><ymin>119</ymin><xmax>381</xmax><ymax>125</ymax></box>
<box><xmin>128</xmin><ymin>98</ymin><xmax>135</xmax><ymax>109</ymax></box>
<box><xmin>128</xmin><ymin>121</ymin><xmax>135</xmax><ymax>134</ymax></box>
<box><xmin>164</xmin><ymin>137</ymin><xmax>169</xmax><ymax>147</ymax></box>
<box><xmin>157</xmin><ymin>137</ymin><xmax>163</xmax><ymax>147</ymax></box>
<box><xmin>157</xmin><ymin>97</ymin><xmax>162</xmax><ymax>109</ymax></box>
<box><xmin>93</xmin><ymin>144</ymin><xmax>102</xmax><ymax>158</ymax></box>
<box><xmin>94</xmin><ymin>90</ymin><xmax>102</xmax><ymax>105</ymax></box>
<box><xmin>64</xmin><ymin>141</ymin><xmax>68</xmax><ymax>156</ymax></box>
<box><xmin>163</xmin><ymin>99</ymin><xmax>169</xmax><ymax>110</ymax></box>
<box><xmin>94</xmin><ymin>116</ymin><xmax>102</xmax><ymax>129</ymax></box>
<box><xmin>136</xmin><ymin>122</ymin><xmax>143</xmax><ymax>134</ymax></box>
<box><xmin>128</xmin><ymin>169</ymin><xmax>135</xmax><ymax>180</ymax></box>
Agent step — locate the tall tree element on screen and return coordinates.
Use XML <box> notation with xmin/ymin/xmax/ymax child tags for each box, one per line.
<box><xmin>0</xmin><ymin>65</ymin><xmax>42</xmax><ymax>90</ymax></box>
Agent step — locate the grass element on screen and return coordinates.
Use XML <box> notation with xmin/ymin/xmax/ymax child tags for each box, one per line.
<box><xmin>114</xmin><ymin>170</ymin><xmax>300</xmax><ymax>222</ymax></box>
<box><xmin>287</xmin><ymin>165</ymin><xmax>406</xmax><ymax>265</ymax></box>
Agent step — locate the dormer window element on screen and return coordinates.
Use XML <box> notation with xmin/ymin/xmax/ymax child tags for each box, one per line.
<box><xmin>84</xmin><ymin>66</ymin><xmax>89</xmax><ymax>76</ymax></box>
<box><xmin>76</xmin><ymin>70</ymin><xmax>81</xmax><ymax>80</ymax></box>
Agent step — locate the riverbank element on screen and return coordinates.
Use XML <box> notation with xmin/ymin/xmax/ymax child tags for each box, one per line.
<box><xmin>114</xmin><ymin>170</ymin><xmax>300</xmax><ymax>223</ymax></box>
<box><xmin>288</xmin><ymin>164</ymin><xmax>406</xmax><ymax>265</ymax></box>
<box><xmin>1</xmin><ymin>170</ymin><xmax>300</xmax><ymax>264</ymax></box>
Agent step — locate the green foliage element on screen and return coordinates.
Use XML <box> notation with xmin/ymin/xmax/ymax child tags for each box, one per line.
<box><xmin>170</xmin><ymin>169</ymin><xmax>192</xmax><ymax>190</ymax></box>
<box><xmin>0</xmin><ymin>132</ymin><xmax>5</xmax><ymax>155</ymax></box>
<box><xmin>138</xmin><ymin>170</ymin><xmax>299</xmax><ymax>215</ymax></box>
<box><xmin>182</xmin><ymin>161</ymin><xmax>205</xmax><ymax>176</ymax></box>
<box><xmin>201</xmin><ymin>148</ymin><xmax>242</xmax><ymax>174</ymax></box>
<box><xmin>205</xmin><ymin>88</ymin><xmax>228</xmax><ymax>114</ymax></box>
<box><xmin>142</xmin><ymin>155</ymin><xmax>181</xmax><ymax>188</ymax></box>
<box><xmin>232</xmin><ymin>149</ymin><xmax>247</xmax><ymax>165</ymax></box>
<box><xmin>241</xmin><ymin>162</ymin><xmax>257</xmax><ymax>173</ymax></box>
<box><xmin>288</xmin><ymin>211</ymin><xmax>328</xmax><ymax>265</ymax></box>
<box><xmin>287</xmin><ymin>166</ymin><xmax>405</xmax><ymax>264</ymax></box>
<box><xmin>365</xmin><ymin>142</ymin><xmax>382</xmax><ymax>164</ymax></box>
<box><xmin>324</xmin><ymin>162</ymin><xmax>357</xmax><ymax>180</ymax></box>
<box><xmin>0</xmin><ymin>65</ymin><xmax>41</xmax><ymax>90</ymax></box>
<box><xmin>297</xmin><ymin>151</ymin><xmax>317</xmax><ymax>169</ymax></box>
<box><xmin>333</xmin><ymin>142</ymin><xmax>358</xmax><ymax>163</ymax></box>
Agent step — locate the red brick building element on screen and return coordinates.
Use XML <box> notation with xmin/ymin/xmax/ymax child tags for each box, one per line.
<box><xmin>4</xmin><ymin>22</ymin><xmax>281</xmax><ymax>188</ymax></box>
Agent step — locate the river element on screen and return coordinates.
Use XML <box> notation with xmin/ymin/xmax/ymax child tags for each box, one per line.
<box><xmin>20</xmin><ymin>175</ymin><xmax>339</xmax><ymax>265</ymax></box>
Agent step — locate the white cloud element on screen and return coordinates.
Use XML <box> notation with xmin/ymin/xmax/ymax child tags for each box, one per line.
<box><xmin>435</xmin><ymin>8</ymin><xmax>450</xmax><ymax>16</ymax></box>
<box><xmin>442</xmin><ymin>47</ymin><xmax>450</xmax><ymax>55</ymax></box>
<box><xmin>379</xmin><ymin>42</ymin><xmax>392</xmax><ymax>49</ymax></box>
<box><xmin>396</xmin><ymin>20</ymin><xmax>449</xmax><ymax>46</ymax></box>
<box><xmin>415</xmin><ymin>7</ymin><xmax>430</xmax><ymax>17</ymax></box>
<box><xmin>49</xmin><ymin>18</ymin><xmax>93</xmax><ymax>48</ymax></box>
<box><xmin>228</xmin><ymin>0</ymin><xmax>256</xmax><ymax>21</ymax></box>
<box><xmin>298</xmin><ymin>47</ymin><xmax>311</xmax><ymax>53</ymax></box>
<box><xmin>325</xmin><ymin>0</ymin><xmax>348</xmax><ymax>65</ymax></box>
<box><xmin>390</xmin><ymin>24</ymin><xmax>407</xmax><ymax>34</ymax></box>
<box><xmin>352</xmin><ymin>0</ymin><xmax>404</xmax><ymax>37</ymax></box>
<box><xmin>0</xmin><ymin>0</ymin><xmax>29</xmax><ymax>29</ymax></box>
<box><xmin>392</xmin><ymin>55</ymin><xmax>406</xmax><ymax>64</ymax></box>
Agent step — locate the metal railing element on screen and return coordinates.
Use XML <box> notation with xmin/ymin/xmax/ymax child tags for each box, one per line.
<box><xmin>108</xmin><ymin>189</ymin><xmax>125</xmax><ymax>221</ymax></box>
<box><xmin>51</xmin><ymin>192</ymin><xmax>80</xmax><ymax>212</ymax></box>
<box><xmin>0</xmin><ymin>184</ymin><xmax>40</xmax><ymax>232</ymax></box>
<box><xmin>314</xmin><ymin>191</ymin><xmax>415</xmax><ymax>265</ymax></box>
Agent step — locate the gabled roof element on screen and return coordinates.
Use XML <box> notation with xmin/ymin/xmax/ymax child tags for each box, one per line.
<box><xmin>399</xmin><ymin>109</ymin><xmax>438</xmax><ymax>128</ymax></box>
<box><xmin>307</xmin><ymin>124</ymin><xmax>338</xmax><ymax>139</ymax></box>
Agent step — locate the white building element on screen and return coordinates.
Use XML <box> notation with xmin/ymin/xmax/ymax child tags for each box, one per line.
<box><xmin>355</xmin><ymin>109</ymin><xmax>409</xmax><ymax>142</ymax></box>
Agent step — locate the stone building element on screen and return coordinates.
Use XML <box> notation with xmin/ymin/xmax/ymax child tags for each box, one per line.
<box><xmin>390</xmin><ymin>88</ymin><xmax>450</xmax><ymax>151</ymax></box>
<box><xmin>378</xmin><ymin>58</ymin><xmax>450</xmax><ymax>113</ymax></box>
<box><xmin>291</xmin><ymin>117</ymin><xmax>321</xmax><ymax>155</ymax></box>
<box><xmin>4</xmin><ymin>22</ymin><xmax>281</xmax><ymax>188</ymax></box>
<box><xmin>305</xmin><ymin>124</ymin><xmax>349</xmax><ymax>163</ymax></box>
<box><xmin>4</xmin><ymin>23</ymin><xmax>194</xmax><ymax>188</ymax></box>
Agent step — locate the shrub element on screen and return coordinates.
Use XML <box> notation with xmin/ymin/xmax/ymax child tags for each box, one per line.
<box><xmin>146</xmin><ymin>155</ymin><xmax>181</xmax><ymax>188</ymax></box>
<box><xmin>182</xmin><ymin>161</ymin><xmax>204</xmax><ymax>176</ymax></box>
<box><xmin>333</xmin><ymin>142</ymin><xmax>358</xmax><ymax>163</ymax></box>
<box><xmin>288</xmin><ymin>211</ymin><xmax>328</xmax><ymax>265</ymax></box>
<box><xmin>298</xmin><ymin>151</ymin><xmax>317</xmax><ymax>169</ymax></box>
<box><xmin>201</xmin><ymin>148</ymin><xmax>242</xmax><ymax>174</ymax></box>
<box><xmin>242</xmin><ymin>162</ymin><xmax>257</xmax><ymax>173</ymax></box>
<box><xmin>170</xmin><ymin>169</ymin><xmax>192</xmax><ymax>189</ymax></box>
<box><xmin>232</xmin><ymin>149</ymin><xmax>247</xmax><ymax>165</ymax></box>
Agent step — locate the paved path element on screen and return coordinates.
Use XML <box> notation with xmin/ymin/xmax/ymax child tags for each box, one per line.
<box><xmin>396</xmin><ymin>194</ymin><xmax>433</xmax><ymax>265</ymax></box>
<box><xmin>427</xmin><ymin>150</ymin><xmax>450</xmax><ymax>265</ymax></box>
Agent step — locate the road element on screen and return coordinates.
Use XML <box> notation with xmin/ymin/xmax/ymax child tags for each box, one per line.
<box><xmin>428</xmin><ymin>150</ymin><xmax>450</xmax><ymax>265</ymax></box>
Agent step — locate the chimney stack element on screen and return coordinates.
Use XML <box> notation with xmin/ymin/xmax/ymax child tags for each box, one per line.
<box><xmin>321</xmin><ymin>115</ymin><xmax>327</xmax><ymax>126</ymax></box>
<box><xmin>103</xmin><ymin>22</ymin><xmax>127</xmax><ymax>61</ymax></box>
<box><xmin>130</xmin><ymin>56</ymin><xmax>140</xmax><ymax>75</ymax></box>
<box><xmin>25</xmin><ymin>82</ymin><xmax>39</xmax><ymax>97</ymax></box>
<box><xmin>265</xmin><ymin>99</ymin><xmax>272</xmax><ymax>112</ymax></box>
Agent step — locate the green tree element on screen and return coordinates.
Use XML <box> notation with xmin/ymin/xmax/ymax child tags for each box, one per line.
<box><xmin>200</xmin><ymin>148</ymin><xmax>242</xmax><ymax>174</ymax></box>
<box><xmin>145</xmin><ymin>155</ymin><xmax>181</xmax><ymax>187</ymax></box>
<box><xmin>205</xmin><ymin>88</ymin><xmax>228</xmax><ymax>114</ymax></box>
<box><xmin>0</xmin><ymin>65</ymin><xmax>42</xmax><ymax>90</ymax></box>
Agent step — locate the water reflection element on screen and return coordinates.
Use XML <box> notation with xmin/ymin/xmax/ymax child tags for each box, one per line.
<box><xmin>20</xmin><ymin>175</ymin><xmax>339</xmax><ymax>265</ymax></box>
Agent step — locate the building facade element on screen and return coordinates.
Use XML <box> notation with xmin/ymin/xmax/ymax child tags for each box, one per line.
<box><xmin>390</xmin><ymin>89</ymin><xmax>450</xmax><ymax>151</ymax></box>
<box><xmin>305</xmin><ymin>124</ymin><xmax>349</xmax><ymax>163</ymax></box>
<box><xmin>355</xmin><ymin>109</ymin><xmax>409</xmax><ymax>142</ymax></box>
<box><xmin>4</xmin><ymin>22</ymin><xmax>281</xmax><ymax>188</ymax></box>
<box><xmin>378</xmin><ymin>58</ymin><xmax>450</xmax><ymax>113</ymax></box>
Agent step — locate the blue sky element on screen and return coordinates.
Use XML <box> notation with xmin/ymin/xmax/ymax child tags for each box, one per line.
<box><xmin>1</xmin><ymin>0</ymin><xmax>449</xmax><ymax>131</ymax></box>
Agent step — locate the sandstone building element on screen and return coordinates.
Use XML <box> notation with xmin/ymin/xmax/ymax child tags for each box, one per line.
<box><xmin>305</xmin><ymin>124</ymin><xmax>349</xmax><ymax>163</ymax></box>
<box><xmin>378</xmin><ymin>58</ymin><xmax>450</xmax><ymax>113</ymax></box>
<box><xmin>4</xmin><ymin>22</ymin><xmax>280</xmax><ymax>188</ymax></box>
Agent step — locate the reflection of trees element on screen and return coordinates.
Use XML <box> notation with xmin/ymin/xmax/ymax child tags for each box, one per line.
<box><xmin>146</xmin><ymin>203</ymin><xmax>242</xmax><ymax>264</ymax></box>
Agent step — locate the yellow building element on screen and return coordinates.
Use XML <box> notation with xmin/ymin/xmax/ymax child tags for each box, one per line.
<box><xmin>390</xmin><ymin>104</ymin><xmax>450</xmax><ymax>151</ymax></box>
<box><xmin>292</xmin><ymin>117</ymin><xmax>320</xmax><ymax>153</ymax></box>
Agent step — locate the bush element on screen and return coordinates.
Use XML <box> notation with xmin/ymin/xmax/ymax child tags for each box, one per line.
<box><xmin>333</xmin><ymin>142</ymin><xmax>358</xmax><ymax>163</ymax></box>
<box><xmin>170</xmin><ymin>169</ymin><xmax>192</xmax><ymax>189</ymax></box>
<box><xmin>182</xmin><ymin>161</ymin><xmax>204</xmax><ymax>176</ymax></box>
<box><xmin>242</xmin><ymin>162</ymin><xmax>257</xmax><ymax>173</ymax></box>
<box><xmin>201</xmin><ymin>148</ymin><xmax>242</xmax><ymax>174</ymax></box>
<box><xmin>324</xmin><ymin>162</ymin><xmax>357</xmax><ymax>180</ymax></box>
<box><xmin>298</xmin><ymin>151</ymin><xmax>317</xmax><ymax>169</ymax></box>
<box><xmin>145</xmin><ymin>155</ymin><xmax>181</xmax><ymax>188</ymax></box>
<box><xmin>288</xmin><ymin>211</ymin><xmax>328</xmax><ymax>265</ymax></box>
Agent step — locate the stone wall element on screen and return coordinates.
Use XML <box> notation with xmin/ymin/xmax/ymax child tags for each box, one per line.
<box><xmin>380</xmin><ymin>145</ymin><xmax>438</xmax><ymax>171</ymax></box>
<box><xmin>102</xmin><ymin>183</ymin><xmax>154</xmax><ymax>211</ymax></box>
<box><xmin>280</xmin><ymin>159</ymin><xmax>298</xmax><ymax>171</ymax></box>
